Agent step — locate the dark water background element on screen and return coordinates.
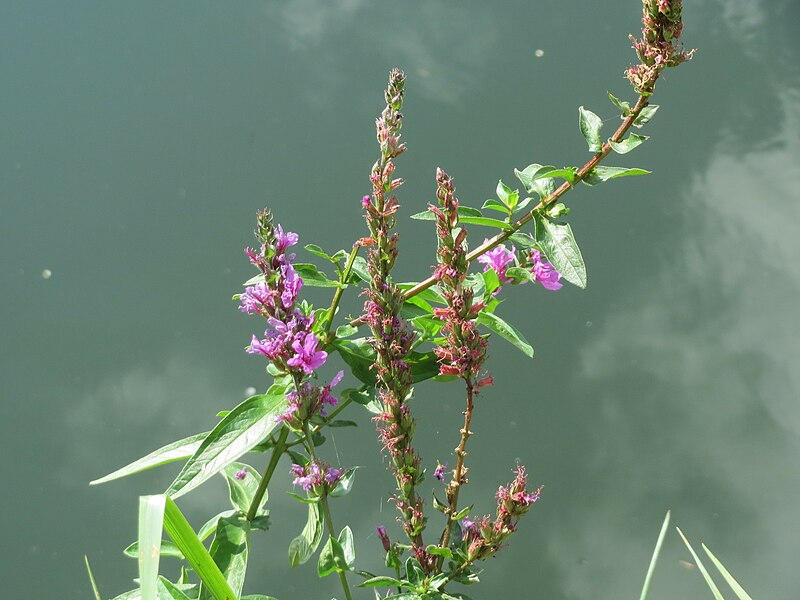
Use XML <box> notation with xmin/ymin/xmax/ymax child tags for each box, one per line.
<box><xmin>2</xmin><ymin>0</ymin><xmax>800</xmax><ymax>598</ymax></box>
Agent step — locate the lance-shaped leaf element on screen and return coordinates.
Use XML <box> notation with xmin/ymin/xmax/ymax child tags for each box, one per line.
<box><xmin>166</xmin><ymin>394</ymin><xmax>286</xmax><ymax>498</ymax></box>
<box><xmin>292</xmin><ymin>263</ymin><xmax>345</xmax><ymax>288</ymax></box>
<box><xmin>91</xmin><ymin>432</ymin><xmax>208</xmax><ymax>485</ymax></box>
<box><xmin>608</xmin><ymin>91</ymin><xmax>632</xmax><ymax>117</ymax></box>
<box><xmin>578</xmin><ymin>106</ymin><xmax>604</xmax><ymax>152</ymax></box>
<box><xmin>410</xmin><ymin>206</ymin><xmax>482</xmax><ymax>221</ymax></box>
<box><xmin>476</xmin><ymin>312</ymin><xmax>534</xmax><ymax>357</ymax></box>
<box><xmin>582</xmin><ymin>166</ymin><xmax>650</xmax><ymax>186</ymax></box>
<box><xmin>632</xmin><ymin>104</ymin><xmax>659</xmax><ymax>128</ymax></box>
<box><xmin>639</xmin><ymin>510</ymin><xmax>670</xmax><ymax>600</ymax></box>
<box><xmin>124</xmin><ymin>540</ymin><xmax>184</xmax><ymax>561</ymax></box>
<box><xmin>536</xmin><ymin>217</ymin><xmax>587</xmax><ymax>289</ymax></box>
<box><xmin>338</xmin><ymin>526</ymin><xmax>356</xmax><ymax>570</ymax></box>
<box><xmin>288</xmin><ymin>502</ymin><xmax>325</xmax><ymax>567</ymax></box>
<box><xmin>609</xmin><ymin>134</ymin><xmax>649</xmax><ymax>154</ymax></box>
<box><xmin>199</xmin><ymin>516</ymin><xmax>249</xmax><ymax>600</ymax></box>
<box><xmin>702</xmin><ymin>544</ymin><xmax>754</xmax><ymax>600</ymax></box>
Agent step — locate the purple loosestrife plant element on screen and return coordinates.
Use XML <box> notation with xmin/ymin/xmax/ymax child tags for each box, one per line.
<box><xmin>89</xmin><ymin>3</ymin><xmax>694</xmax><ymax>599</ymax></box>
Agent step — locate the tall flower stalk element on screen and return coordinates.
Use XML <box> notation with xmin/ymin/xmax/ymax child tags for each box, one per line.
<box><xmin>429</xmin><ymin>168</ymin><xmax>492</xmax><ymax>559</ymax></box>
<box><xmin>361</xmin><ymin>68</ymin><xmax>432</xmax><ymax>571</ymax></box>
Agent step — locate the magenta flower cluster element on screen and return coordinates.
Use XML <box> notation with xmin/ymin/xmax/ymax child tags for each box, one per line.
<box><xmin>241</xmin><ymin>220</ymin><xmax>327</xmax><ymax>375</ymax></box>
<box><xmin>290</xmin><ymin>462</ymin><xmax>344</xmax><ymax>493</ymax></box>
<box><xmin>277</xmin><ymin>370</ymin><xmax>344</xmax><ymax>427</ymax></box>
<box><xmin>477</xmin><ymin>240</ymin><xmax>563</xmax><ymax>292</ymax></box>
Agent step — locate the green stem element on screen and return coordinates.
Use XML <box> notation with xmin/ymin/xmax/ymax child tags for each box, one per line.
<box><xmin>246</xmin><ymin>426</ymin><xmax>289</xmax><ymax>522</ymax></box>
<box><xmin>402</xmin><ymin>94</ymin><xmax>650</xmax><ymax>301</ymax></box>
<box><xmin>301</xmin><ymin>420</ymin><xmax>354</xmax><ymax>600</ymax></box>
<box><xmin>284</xmin><ymin>396</ymin><xmax>354</xmax><ymax>449</ymax></box>
<box><xmin>323</xmin><ymin>244</ymin><xmax>361</xmax><ymax>340</ymax></box>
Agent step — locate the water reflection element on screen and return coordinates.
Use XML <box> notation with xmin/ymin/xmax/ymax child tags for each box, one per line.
<box><xmin>548</xmin><ymin>89</ymin><xmax>800</xmax><ymax>598</ymax></box>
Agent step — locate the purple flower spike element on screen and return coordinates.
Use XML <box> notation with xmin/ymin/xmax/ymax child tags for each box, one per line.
<box><xmin>287</xmin><ymin>333</ymin><xmax>328</xmax><ymax>374</ymax></box>
<box><xmin>477</xmin><ymin>240</ymin><xmax>516</xmax><ymax>283</ymax></box>
<box><xmin>362</xmin><ymin>195</ymin><xmax>371</xmax><ymax>208</ymax></box>
<box><xmin>530</xmin><ymin>249</ymin><xmax>562</xmax><ymax>291</ymax></box>
<box><xmin>433</xmin><ymin>462</ymin><xmax>448</xmax><ymax>482</ymax></box>
<box><xmin>234</xmin><ymin>467</ymin><xmax>248</xmax><ymax>480</ymax></box>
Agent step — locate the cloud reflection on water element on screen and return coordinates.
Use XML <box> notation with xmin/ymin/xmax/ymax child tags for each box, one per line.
<box><xmin>549</xmin><ymin>89</ymin><xmax>800</xmax><ymax>598</ymax></box>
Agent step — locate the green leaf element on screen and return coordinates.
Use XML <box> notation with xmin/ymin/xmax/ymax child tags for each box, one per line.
<box><xmin>609</xmin><ymin>133</ymin><xmax>649</xmax><ymax>154</ymax></box>
<box><xmin>318</xmin><ymin>536</ymin><xmax>349</xmax><ymax>577</ymax></box>
<box><xmin>166</xmin><ymin>394</ymin><xmax>286</xmax><ymax>499</ymax></box>
<box><xmin>124</xmin><ymin>540</ymin><xmax>185</xmax><ymax>561</ymax></box>
<box><xmin>157</xmin><ymin>578</ymin><xmax>194</xmax><ymax>600</ymax></box>
<box><xmin>514</xmin><ymin>164</ymin><xmax>556</xmax><ymax>200</ymax></box>
<box><xmin>304</xmin><ymin>244</ymin><xmax>335</xmax><ymax>262</ymax></box>
<box><xmin>197</xmin><ymin>510</ymin><xmax>238</xmax><ymax>542</ymax></box>
<box><xmin>582</xmin><ymin>166</ymin><xmax>651</xmax><ymax>186</ymax></box>
<box><xmin>578</xmin><ymin>106</ymin><xmax>604</xmax><ymax>152</ymax></box>
<box><xmin>222</xmin><ymin>462</ymin><xmax>265</xmax><ymax>516</ymax></box>
<box><xmin>91</xmin><ymin>432</ymin><xmax>208</xmax><ymax>485</ymax></box>
<box><xmin>241</xmin><ymin>596</ymin><xmax>279</xmax><ymax>600</ymax></box>
<box><xmin>404</xmin><ymin>557</ymin><xmax>425</xmax><ymax>585</ymax></box>
<box><xmin>452</xmin><ymin>505</ymin><xmax>472</xmax><ymax>521</ymax></box>
<box><xmin>139</xmin><ymin>495</ymin><xmax>166</xmax><ymax>600</ymax></box>
<box><xmin>84</xmin><ymin>555</ymin><xmax>102</xmax><ymax>600</ymax></box>
<box><xmin>482</xmin><ymin>198</ymin><xmax>511</xmax><ymax>215</ymax></box>
<box><xmin>199</xmin><ymin>516</ymin><xmax>249</xmax><ymax>600</ymax></box>
<box><xmin>676</xmin><ymin>527</ymin><xmax>725</xmax><ymax>600</ymax></box>
<box><xmin>327</xmin><ymin>419</ymin><xmax>358</xmax><ymax>428</ymax></box>
<box><xmin>476</xmin><ymin>312</ymin><xmax>534</xmax><ymax>357</ymax></box>
<box><xmin>333</xmin><ymin>339</ymin><xmax>440</xmax><ymax>385</ymax></box>
<box><xmin>335</xmin><ymin>324</ymin><xmax>359</xmax><ymax>339</ymax></box>
<box><xmin>329</xmin><ymin>468</ymin><xmax>357</xmax><ymax>498</ymax></box>
<box><xmin>410</xmin><ymin>206</ymin><xmax>481</xmax><ymax>221</ymax></box>
<box><xmin>537</xmin><ymin>217</ymin><xmax>587</xmax><ymax>289</ymax></box>
<box><xmin>349</xmin><ymin>256</ymin><xmax>370</xmax><ymax>283</ymax></box>
<box><xmin>432</xmin><ymin>490</ymin><xmax>448</xmax><ymax>513</ymax></box>
<box><xmin>702</xmin><ymin>544</ymin><xmax>754</xmax><ymax>600</ymax></box>
<box><xmin>508</xmin><ymin>231</ymin><xmax>538</xmax><ymax>249</ymax></box>
<box><xmin>481</xmin><ymin>269</ymin><xmax>500</xmax><ymax>297</ymax></box>
<box><xmin>427</xmin><ymin>546</ymin><xmax>452</xmax><ymax>560</ymax></box>
<box><xmin>496</xmin><ymin>180</ymin><xmax>519</xmax><ymax>209</ymax></box>
<box><xmin>288</xmin><ymin>502</ymin><xmax>324</xmax><ymax>567</ymax></box>
<box><xmin>358</xmin><ymin>576</ymin><xmax>403</xmax><ymax>588</ymax></box>
<box><xmin>458</xmin><ymin>215</ymin><xmax>513</xmax><ymax>230</ymax></box>
<box><xmin>338</xmin><ymin>526</ymin><xmax>356</xmax><ymax>570</ymax></box>
<box><xmin>633</xmin><ymin>104</ymin><xmax>659</xmax><ymax>128</ymax></box>
<box><xmin>293</xmin><ymin>263</ymin><xmax>345</xmax><ymax>288</ymax></box>
<box><xmin>608</xmin><ymin>91</ymin><xmax>632</xmax><ymax>116</ymax></box>
<box><xmin>639</xmin><ymin>510</ymin><xmax>670</xmax><ymax>600</ymax></box>
<box><xmin>162</xmin><ymin>496</ymin><xmax>238</xmax><ymax>600</ymax></box>
<box><xmin>332</xmin><ymin>339</ymin><xmax>375</xmax><ymax>385</ymax></box>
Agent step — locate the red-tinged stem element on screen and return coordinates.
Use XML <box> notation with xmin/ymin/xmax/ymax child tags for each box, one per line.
<box><xmin>403</xmin><ymin>94</ymin><xmax>650</xmax><ymax>301</ymax></box>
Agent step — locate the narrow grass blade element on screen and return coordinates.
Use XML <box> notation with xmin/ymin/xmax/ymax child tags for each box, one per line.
<box><xmin>162</xmin><ymin>496</ymin><xmax>238</xmax><ymax>600</ymax></box>
<box><xmin>639</xmin><ymin>510</ymin><xmax>671</xmax><ymax>600</ymax></box>
<box><xmin>676</xmin><ymin>527</ymin><xmax>724</xmax><ymax>600</ymax></box>
<box><xmin>84</xmin><ymin>555</ymin><xmax>102</xmax><ymax>600</ymax></box>
<box><xmin>702</xmin><ymin>544</ymin><xmax>754</xmax><ymax>600</ymax></box>
<box><xmin>91</xmin><ymin>433</ymin><xmax>208</xmax><ymax>485</ymax></box>
<box><xmin>139</xmin><ymin>495</ymin><xmax>167</xmax><ymax>600</ymax></box>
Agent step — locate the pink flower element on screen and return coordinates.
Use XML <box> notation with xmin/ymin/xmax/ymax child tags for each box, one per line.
<box><xmin>433</xmin><ymin>462</ymin><xmax>448</xmax><ymax>482</ymax></box>
<box><xmin>234</xmin><ymin>467</ymin><xmax>247</xmax><ymax>480</ymax></box>
<box><xmin>476</xmin><ymin>241</ymin><xmax>516</xmax><ymax>283</ymax></box>
<box><xmin>530</xmin><ymin>249</ymin><xmax>562</xmax><ymax>291</ymax></box>
<box><xmin>287</xmin><ymin>333</ymin><xmax>327</xmax><ymax>374</ymax></box>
